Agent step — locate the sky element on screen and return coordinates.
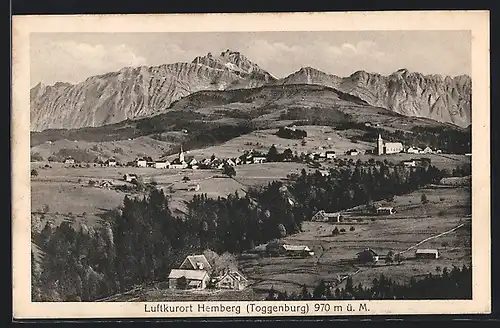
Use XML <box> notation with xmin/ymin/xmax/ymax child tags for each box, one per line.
<box><xmin>30</xmin><ymin>31</ymin><xmax>471</xmax><ymax>87</ymax></box>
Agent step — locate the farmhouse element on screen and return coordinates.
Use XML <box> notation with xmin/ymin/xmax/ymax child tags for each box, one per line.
<box><xmin>346</xmin><ymin>149</ymin><xmax>359</xmax><ymax>156</ymax></box>
<box><xmin>64</xmin><ymin>157</ymin><xmax>75</xmax><ymax>164</ymax></box>
<box><xmin>406</xmin><ymin>147</ymin><xmax>421</xmax><ymax>154</ymax></box>
<box><xmin>415</xmin><ymin>249</ymin><xmax>440</xmax><ymax>259</ymax></box>
<box><xmin>106</xmin><ymin>158</ymin><xmax>117</xmax><ymax>167</ymax></box>
<box><xmin>167</xmin><ymin>269</ymin><xmax>210</xmax><ymax>290</ymax></box>
<box><xmin>136</xmin><ymin>158</ymin><xmax>147</xmax><ymax>167</ymax></box>
<box><xmin>377</xmin><ymin>134</ymin><xmax>404</xmax><ymax>155</ymax></box>
<box><xmin>376</xmin><ymin>206</ymin><xmax>396</xmax><ymax>215</ymax></box>
<box><xmin>214</xmin><ymin>270</ymin><xmax>248</xmax><ymax>290</ymax></box>
<box><xmin>252</xmin><ymin>156</ymin><xmax>267</xmax><ymax>164</ymax></box>
<box><xmin>311</xmin><ymin>210</ymin><xmax>342</xmax><ymax>223</ymax></box>
<box><xmin>154</xmin><ymin>160</ymin><xmax>169</xmax><ymax>169</ymax></box>
<box><xmin>421</xmin><ymin>147</ymin><xmax>433</xmax><ymax>154</ymax></box>
<box><xmin>356</xmin><ymin>248</ymin><xmax>380</xmax><ymax>263</ymax></box>
<box><xmin>179</xmin><ymin>255</ymin><xmax>212</xmax><ymax>271</ymax></box>
<box><xmin>123</xmin><ymin>173</ymin><xmax>138</xmax><ymax>182</ymax></box>
<box><xmin>282</xmin><ymin>244</ymin><xmax>315</xmax><ymax>257</ymax></box>
<box><xmin>325</xmin><ymin>151</ymin><xmax>336</xmax><ymax>159</ymax></box>
<box><xmin>99</xmin><ymin>180</ymin><xmax>113</xmax><ymax>189</ymax></box>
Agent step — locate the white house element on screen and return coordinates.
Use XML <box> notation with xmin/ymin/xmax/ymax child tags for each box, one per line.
<box><xmin>168</xmin><ymin>269</ymin><xmax>210</xmax><ymax>290</ymax></box>
<box><xmin>188</xmin><ymin>183</ymin><xmax>200</xmax><ymax>192</ymax></box>
<box><xmin>406</xmin><ymin>147</ymin><xmax>421</xmax><ymax>154</ymax></box>
<box><xmin>325</xmin><ymin>151</ymin><xmax>336</xmax><ymax>159</ymax></box>
<box><xmin>421</xmin><ymin>147</ymin><xmax>433</xmax><ymax>154</ymax></box>
<box><xmin>282</xmin><ymin>244</ymin><xmax>315</xmax><ymax>257</ymax></box>
<box><xmin>225</xmin><ymin>159</ymin><xmax>236</xmax><ymax>167</ymax></box>
<box><xmin>376</xmin><ymin>206</ymin><xmax>396</xmax><ymax>215</ymax></box>
<box><xmin>415</xmin><ymin>249</ymin><xmax>440</xmax><ymax>259</ymax></box>
<box><xmin>64</xmin><ymin>157</ymin><xmax>75</xmax><ymax>164</ymax></box>
<box><xmin>154</xmin><ymin>160</ymin><xmax>169</xmax><ymax>169</ymax></box>
<box><xmin>136</xmin><ymin>158</ymin><xmax>147</xmax><ymax>167</ymax></box>
<box><xmin>106</xmin><ymin>158</ymin><xmax>117</xmax><ymax>167</ymax></box>
<box><xmin>214</xmin><ymin>270</ymin><xmax>248</xmax><ymax>290</ymax></box>
<box><xmin>123</xmin><ymin>173</ymin><xmax>138</xmax><ymax>182</ymax></box>
<box><xmin>311</xmin><ymin>210</ymin><xmax>341</xmax><ymax>222</ymax></box>
<box><xmin>252</xmin><ymin>156</ymin><xmax>267</xmax><ymax>164</ymax></box>
<box><xmin>346</xmin><ymin>149</ymin><xmax>359</xmax><ymax>156</ymax></box>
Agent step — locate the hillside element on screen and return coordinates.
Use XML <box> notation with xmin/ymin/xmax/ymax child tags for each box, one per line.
<box><xmin>275</xmin><ymin>67</ymin><xmax>472</xmax><ymax>127</ymax></box>
<box><xmin>30</xmin><ymin>50</ymin><xmax>276</xmax><ymax>131</ymax></box>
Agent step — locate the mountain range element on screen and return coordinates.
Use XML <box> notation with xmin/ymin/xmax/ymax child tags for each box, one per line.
<box><xmin>30</xmin><ymin>49</ymin><xmax>472</xmax><ymax>131</ymax></box>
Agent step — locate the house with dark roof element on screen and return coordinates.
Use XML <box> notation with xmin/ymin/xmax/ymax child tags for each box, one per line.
<box><xmin>167</xmin><ymin>269</ymin><xmax>210</xmax><ymax>290</ymax></box>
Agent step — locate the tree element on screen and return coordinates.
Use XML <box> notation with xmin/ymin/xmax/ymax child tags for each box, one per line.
<box><xmin>182</xmin><ymin>176</ymin><xmax>191</xmax><ymax>182</ymax></box>
<box><xmin>267</xmin><ymin>144</ymin><xmax>279</xmax><ymax>162</ymax></box>
<box><xmin>31</xmin><ymin>169</ymin><xmax>38</xmax><ymax>177</ymax></box>
<box><xmin>222</xmin><ymin>164</ymin><xmax>236</xmax><ymax>178</ymax></box>
<box><xmin>278</xmin><ymin>224</ymin><xmax>287</xmax><ymax>237</ymax></box>
<box><xmin>332</xmin><ymin>227</ymin><xmax>340</xmax><ymax>236</ymax></box>
<box><xmin>349</xmin><ymin>226</ymin><xmax>355</xmax><ymax>231</ymax></box>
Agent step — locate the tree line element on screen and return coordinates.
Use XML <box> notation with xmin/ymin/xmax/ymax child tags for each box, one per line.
<box><xmin>266</xmin><ymin>265</ymin><xmax>472</xmax><ymax>300</ymax></box>
<box><xmin>32</xmin><ymin>158</ymin><xmax>451</xmax><ymax>301</ymax></box>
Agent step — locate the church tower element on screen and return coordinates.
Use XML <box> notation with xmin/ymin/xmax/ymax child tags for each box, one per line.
<box><xmin>377</xmin><ymin>134</ymin><xmax>384</xmax><ymax>155</ymax></box>
<box><xmin>179</xmin><ymin>144</ymin><xmax>185</xmax><ymax>162</ymax></box>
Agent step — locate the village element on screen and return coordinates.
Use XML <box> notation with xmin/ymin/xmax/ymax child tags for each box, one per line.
<box><xmin>31</xmin><ymin>127</ymin><xmax>471</xmax><ymax>297</ymax></box>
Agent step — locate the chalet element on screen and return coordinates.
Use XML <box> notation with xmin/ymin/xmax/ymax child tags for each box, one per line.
<box><xmin>356</xmin><ymin>248</ymin><xmax>380</xmax><ymax>263</ymax></box>
<box><xmin>123</xmin><ymin>173</ymin><xmax>138</xmax><ymax>182</ymax></box>
<box><xmin>318</xmin><ymin>170</ymin><xmax>330</xmax><ymax>177</ymax></box>
<box><xmin>282</xmin><ymin>244</ymin><xmax>315</xmax><ymax>257</ymax></box>
<box><xmin>311</xmin><ymin>210</ymin><xmax>342</xmax><ymax>222</ymax></box>
<box><xmin>106</xmin><ymin>158</ymin><xmax>117</xmax><ymax>167</ymax></box>
<box><xmin>201</xmin><ymin>158</ymin><xmax>212</xmax><ymax>166</ymax></box>
<box><xmin>214</xmin><ymin>270</ymin><xmax>248</xmax><ymax>290</ymax></box>
<box><xmin>346</xmin><ymin>149</ymin><xmax>359</xmax><ymax>156</ymax></box>
<box><xmin>234</xmin><ymin>158</ymin><xmax>242</xmax><ymax>165</ymax></box>
<box><xmin>64</xmin><ymin>157</ymin><xmax>75</xmax><ymax>164</ymax></box>
<box><xmin>167</xmin><ymin>269</ymin><xmax>210</xmax><ymax>290</ymax></box>
<box><xmin>415</xmin><ymin>249</ymin><xmax>440</xmax><ymax>259</ymax></box>
<box><xmin>376</xmin><ymin>206</ymin><xmax>396</xmax><ymax>215</ymax></box>
<box><xmin>251</xmin><ymin>156</ymin><xmax>266</xmax><ymax>164</ymax></box>
<box><xmin>179</xmin><ymin>255</ymin><xmax>212</xmax><ymax>271</ymax></box>
<box><xmin>136</xmin><ymin>158</ymin><xmax>147</xmax><ymax>167</ymax></box>
<box><xmin>187</xmin><ymin>158</ymin><xmax>198</xmax><ymax>167</ymax></box>
<box><xmin>435</xmin><ymin>149</ymin><xmax>442</xmax><ymax>154</ymax></box>
<box><xmin>325</xmin><ymin>151</ymin><xmax>336</xmax><ymax>159</ymax></box>
<box><xmin>401</xmin><ymin>160</ymin><xmax>417</xmax><ymax>167</ymax></box>
<box><xmin>154</xmin><ymin>160</ymin><xmax>169</xmax><ymax>169</ymax></box>
<box><xmin>188</xmin><ymin>183</ymin><xmax>200</xmax><ymax>192</ymax></box>
<box><xmin>421</xmin><ymin>147</ymin><xmax>433</xmax><ymax>154</ymax></box>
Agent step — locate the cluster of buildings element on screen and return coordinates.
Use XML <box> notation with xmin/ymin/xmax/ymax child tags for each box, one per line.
<box><xmin>376</xmin><ymin>134</ymin><xmax>441</xmax><ymax>156</ymax></box>
<box><xmin>356</xmin><ymin>247</ymin><xmax>440</xmax><ymax>264</ymax></box>
<box><xmin>167</xmin><ymin>254</ymin><xmax>248</xmax><ymax>291</ymax></box>
<box><xmin>263</xmin><ymin>242</ymin><xmax>315</xmax><ymax>257</ymax></box>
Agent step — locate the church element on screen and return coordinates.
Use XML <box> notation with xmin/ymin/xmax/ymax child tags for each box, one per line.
<box><xmin>376</xmin><ymin>134</ymin><xmax>404</xmax><ymax>155</ymax></box>
<box><xmin>170</xmin><ymin>145</ymin><xmax>188</xmax><ymax>169</ymax></box>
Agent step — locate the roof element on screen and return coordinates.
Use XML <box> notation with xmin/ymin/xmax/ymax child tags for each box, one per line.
<box><xmin>283</xmin><ymin>244</ymin><xmax>311</xmax><ymax>252</ymax></box>
<box><xmin>377</xmin><ymin>206</ymin><xmax>394</xmax><ymax>210</ymax></box>
<box><xmin>385</xmin><ymin>142</ymin><xmax>403</xmax><ymax>147</ymax></box>
<box><xmin>168</xmin><ymin>269</ymin><xmax>208</xmax><ymax>280</ymax></box>
<box><xmin>181</xmin><ymin>255</ymin><xmax>212</xmax><ymax>271</ymax></box>
<box><xmin>217</xmin><ymin>270</ymin><xmax>248</xmax><ymax>282</ymax></box>
<box><xmin>415</xmin><ymin>249</ymin><xmax>439</xmax><ymax>254</ymax></box>
<box><xmin>357</xmin><ymin>248</ymin><xmax>379</xmax><ymax>256</ymax></box>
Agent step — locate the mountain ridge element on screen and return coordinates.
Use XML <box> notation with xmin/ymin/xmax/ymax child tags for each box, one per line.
<box><xmin>30</xmin><ymin>50</ymin><xmax>472</xmax><ymax>131</ymax></box>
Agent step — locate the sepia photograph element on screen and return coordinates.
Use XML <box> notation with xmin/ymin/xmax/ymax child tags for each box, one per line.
<box><xmin>12</xmin><ymin>11</ymin><xmax>490</xmax><ymax>318</ymax></box>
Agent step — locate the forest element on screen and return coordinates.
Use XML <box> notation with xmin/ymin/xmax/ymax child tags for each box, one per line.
<box><xmin>265</xmin><ymin>265</ymin><xmax>472</xmax><ymax>300</ymax></box>
<box><xmin>32</xmin><ymin>158</ymin><xmax>461</xmax><ymax>302</ymax></box>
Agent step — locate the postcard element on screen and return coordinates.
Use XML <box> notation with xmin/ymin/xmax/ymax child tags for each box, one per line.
<box><xmin>12</xmin><ymin>10</ymin><xmax>490</xmax><ymax>319</ymax></box>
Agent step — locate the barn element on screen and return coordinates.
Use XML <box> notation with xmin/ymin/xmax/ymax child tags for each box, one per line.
<box><xmin>415</xmin><ymin>249</ymin><xmax>440</xmax><ymax>259</ymax></box>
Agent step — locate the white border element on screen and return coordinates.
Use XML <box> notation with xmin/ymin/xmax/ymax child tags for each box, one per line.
<box><xmin>12</xmin><ymin>11</ymin><xmax>491</xmax><ymax>319</ymax></box>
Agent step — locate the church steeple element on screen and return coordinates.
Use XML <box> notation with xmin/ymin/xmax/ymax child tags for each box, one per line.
<box><xmin>179</xmin><ymin>144</ymin><xmax>185</xmax><ymax>162</ymax></box>
<box><xmin>377</xmin><ymin>134</ymin><xmax>384</xmax><ymax>155</ymax></box>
